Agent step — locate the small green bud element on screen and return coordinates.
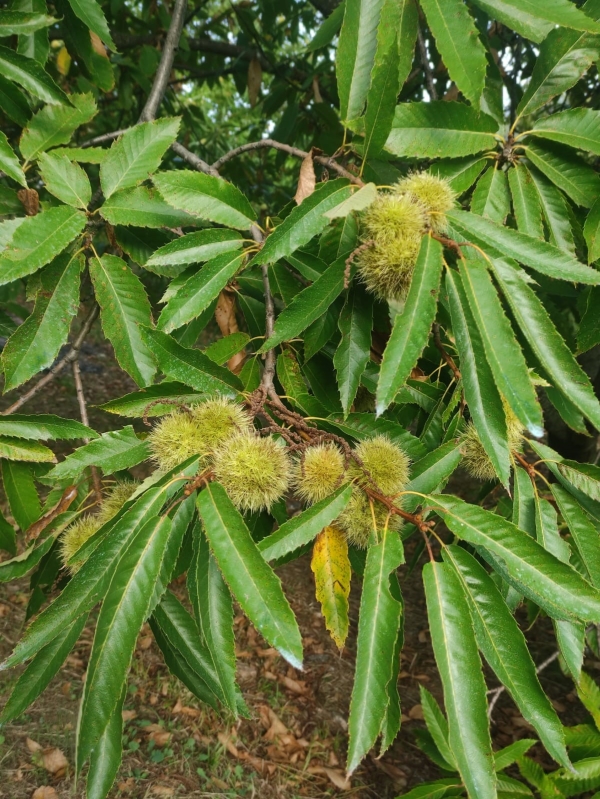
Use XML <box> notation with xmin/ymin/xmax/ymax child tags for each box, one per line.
<box><xmin>60</xmin><ymin>516</ymin><xmax>100</xmax><ymax>572</ymax></box>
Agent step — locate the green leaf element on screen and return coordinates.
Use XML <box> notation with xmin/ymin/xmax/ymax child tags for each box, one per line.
<box><xmin>334</xmin><ymin>283</ymin><xmax>373</xmax><ymax>415</ymax></box>
<box><xmin>0</xmin><ymin>73</ymin><xmax>30</xmax><ymax>126</ymax></box>
<box><xmin>386</xmin><ymin>101</ymin><xmax>498</xmax><ymax>159</ymax></box>
<box><xmin>188</xmin><ymin>529</ymin><xmax>238</xmax><ymax>713</ymax></box>
<box><xmin>153</xmin><ymin>170</ymin><xmax>255</xmax><ymax>230</ymax></box>
<box><xmin>307</xmin><ymin>1</ymin><xmax>345</xmax><ymax>51</ymax></box>
<box><xmin>2</xmin><ymin>482</ymin><xmax>176</xmax><ymax>668</ymax></box>
<box><xmin>98</xmin><ymin>383</ymin><xmax>204</xmax><ymax>418</ymax></box>
<box><xmin>443</xmin><ymin>545</ymin><xmax>570</xmax><ymax>768</ymax></box>
<box><xmin>448</xmin><ymin>209</ymin><xmax>600</xmax><ymax>284</ymax></box>
<box><xmin>528</xmin><ymin>167</ymin><xmax>575</xmax><ymax>254</ymax></box>
<box><xmin>429</xmin><ymin>494</ymin><xmax>600</xmax><ymax>622</ymax></box>
<box><xmin>55</xmin><ymin>0</ymin><xmax>114</xmax><ymax>91</ymax></box>
<box><xmin>0</xmin><ymin>205</ymin><xmax>85</xmax><ymax>285</ymax></box>
<box><xmin>494</xmin><ymin>740</ymin><xmax>537</xmax><ymax>772</ymax></box>
<box><xmin>20</xmin><ymin>93</ymin><xmax>97</xmax><ymax>161</ymax></box>
<box><xmin>468</xmin><ymin>0</ymin><xmax>553</xmax><ymax>42</ymax></box>
<box><xmin>77</xmin><ymin>516</ymin><xmax>173</xmax><ymax>769</ymax></box>
<box><xmin>0</xmin><ymin>614</ymin><xmax>86</xmax><ymax>723</ymax></box>
<box><xmin>535</xmin><ymin>494</ymin><xmax>571</xmax><ymax>563</ymax></box>
<box><xmin>555</xmin><ymin>617</ymin><xmax>585</xmax><ymax>683</ymax></box>
<box><xmin>327</xmin><ymin>412</ymin><xmax>427</xmax><ymax>460</ymax></box>
<box><xmin>323</xmin><ymin>182</ymin><xmax>378</xmax><ymax>220</ymax></box>
<box><xmin>204</xmin><ymin>332</ymin><xmax>249</xmax><ymax>365</ymax></box>
<box><xmin>552</xmin><ymin>484</ymin><xmax>600</xmax><ymax>588</ymax></box>
<box><xmin>423</xmin><ymin>561</ymin><xmax>496</xmax><ymax>799</ymax></box>
<box><xmin>64</xmin><ymin>0</ymin><xmax>115</xmax><ymax>50</ymax></box>
<box><xmin>197</xmin><ymin>482</ymin><xmax>303</xmax><ymax>669</ymax></box>
<box><xmin>0</xmin><ymin>131</ymin><xmax>26</xmax><ymax>187</ymax></box>
<box><xmin>140</xmin><ymin>326</ymin><xmax>242</xmax><ymax>393</ymax></box>
<box><xmin>458</xmin><ymin>253</ymin><xmax>543</xmax><ymax>436</ymax></box>
<box><xmin>397</xmin><ymin>779</ymin><xmax>464</xmax><ymax>799</ymax></box>
<box><xmin>51</xmin><ymin>146</ymin><xmax>108</xmax><ymax>163</ymax></box>
<box><xmin>347</xmin><ymin>530</ymin><xmax>404</xmax><ymax>773</ymax></box>
<box><xmin>523</xmin><ymin>142</ymin><xmax>600</xmax><ymax>208</ymax></box>
<box><xmin>556</xmin><ymin>460</ymin><xmax>600</xmax><ymax>503</ymax></box>
<box><xmin>252</xmin><ymin>179</ymin><xmax>353</xmax><ymax>266</ymax></box>
<box><xmin>46</xmin><ymin>427</ymin><xmax>150</xmax><ymax>482</ymax></box>
<box><xmin>377</xmin><ymin>236</ymin><xmax>443</xmax><ymax>413</ymax></box>
<box><xmin>513</xmin><ymin>466</ymin><xmax>536</xmax><ymax>537</ymax></box>
<box><xmin>153</xmin><ymin>590</ymin><xmax>232</xmax><ymax>710</ymax></box>
<box><xmin>508</xmin><ymin>165</ymin><xmax>544</xmax><ymax>239</ymax></box>
<box><xmin>431</xmin><ymin>155</ymin><xmax>488</xmax><ymax>194</ymax></box>
<box><xmin>584</xmin><ymin>197</ymin><xmax>600</xmax><ymax>263</ymax></box>
<box><xmin>86</xmin><ymin>686</ymin><xmax>124</xmax><ymax>799</ymax></box>
<box><xmin>446</xmin><ymin>268</ymin><xmax>510</xmax><ymax>486</ymax></box>
<box><xmin>471</xmin><ymin>167</ymin><xmax>510</xmax><ymax>223</ymax></box>
<box><xmin>420</xmin><ymin>686</ymin><xmax>457</xmax><ymax>769</ymax></box>
<box><xmin>258</xmin><ymin>484</ymin><xmax>353</xmax><ymax>562</ymax></box>
<box><xmin>0</xmin><ymin>525</ymin><xmax>62</xmax><ymax>582</ymax></box>
<box><xmin>89</xmin><ymin>253</ymin><xmax>156</xmax><ymax>387</ymax></box>
<box><xmin>148</xmin><ymin>614</ymin><xmax>219</xmax><ymax>710</ymax></box>
<box><xmin>158</xmin><ymin>251</ymin><xmax>244</xmax><ymax>334</ymax></box>
<box><xmin>336</xmin><ymin>0</ymin><xmax>385</xmax><ymax>121</ymax></box>
<box><xmin>100</xmin><ymin>119</ymin><xmax>180</xmax><ymax>199</ymax></box>
<box><xmin>419</xmin><ymin>0</ymin><xmax>487</xmax><ymax>105</ymax></box>
<box><xmin>38</xmin><ymin>151</ymin><xmax>92</xmax><ymax>208</ymax></box>
<box><xmin>490</xmin><ymin>257</ymin><xmax>600</xmax><ymax>431</ymax></box>
<box><xmin>0</xmin><ymin>11</ymin><xmax>56</xmax><ymax>36</ymax></box>
<box><xmin>362</xmin><ymin>0</ymin><xmax>403</xmax><ymax>161</ymax></box>
<box><xmin>516</xmin><ymin>23</ymin><xmax>600</xmax><ymax>120</ymax></box>
<box><xmin>0</xmin><ymin>437</ymin><xmax>54</xmax><ymax>462</ymax></box>
<box><xmin>531</xmin><ymin>108</ymin><xmax>600</xmax><ymax>156</ymax></box>
<box><xmin>2</xmin><ymin>251</ymin><xmax>82</xmax><ymax>391</ymax></box>
<box><xmin>0</xmin><ymin>44</ymin><xmax>68</xmax><ymax>105</ymax></box>
<box><xmin>259</xmin><ymin>255</ymin><xmax>347</xmax><ymax>352</ymax></box>
<box><xmin>475</xmin><ymin>0</ymin><xmax>600</xmax><ymax>34</ymax></box>
<box><xmin>146</xmin><ymin>229</ymin><xmax>244</xmax><ymax>269</ymax></box>
<box><xmin>1</xmin><ymin>460</ymin><xmax>40</xmax><ymax>531</ymax></box>
<box><xmin>0</xmin><ymin>414</ymin><xmax>95</xmax><ymax>441</ymax></box>
<box><xmin>403</xmin><ymin>443</ymin><xmax>462</xmax><ymax>514</ymax></box>
<box><xmin>101</xmin><ymin>185</ymin><xmax>199</xmax><ymax>228</ymax></box>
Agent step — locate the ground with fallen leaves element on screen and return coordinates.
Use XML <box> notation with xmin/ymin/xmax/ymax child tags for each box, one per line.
<box><xmin>0</xmin><ymin>322</ymin><xmax>593</xmax><ymax>799</ymax></box>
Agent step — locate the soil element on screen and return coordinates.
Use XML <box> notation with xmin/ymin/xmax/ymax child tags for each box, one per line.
<box><xmin>0</xmin><ymin>315</ymin><xmax>593</xmax><ymax>799</ymax></box>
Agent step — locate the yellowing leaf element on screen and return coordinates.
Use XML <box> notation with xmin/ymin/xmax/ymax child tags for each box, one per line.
<box><xmin>311</xmin><ymin>525</ymin><xmax>351</xmax><ymax>649</ymax></box>
<box><xmin>56</xmin><ymin>45</ymin><xmax>71</xmax><ymax>76</ymax></box>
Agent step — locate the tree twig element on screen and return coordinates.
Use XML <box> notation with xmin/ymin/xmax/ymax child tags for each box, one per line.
<box><xmin>2</xmin><ymin>305</ymin><xmax>99</xmax><ymax>415</ymax></box>
<box><xmin>172</xmin><ymin>141</ymin><xmax>220</xmax><ymax>176</ymax></box>
<box><xmin>139</xmin><ymin>0</ymin><xmax>188</xmax><ymax>122</ymax></box>
<box><xmin>72</xmin><ymin>357</ymin><xmax>103</xmax><ymax>505</ymax></box>
<box><xmin>211</xmin><ymin>138</ymin><xmax>364</xmax><ymax>186</ymax></box>
<box><xmin>488</xmin><ymin>651</ymin><xmax>559</xmax><ymax>719</ymax></box>
<box><xmin>433</xmin><ymin>323</ymin><xmax>461</xmax><ymax>381</ymax></box>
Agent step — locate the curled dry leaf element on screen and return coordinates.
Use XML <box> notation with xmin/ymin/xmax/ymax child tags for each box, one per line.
<box><xmin>308</xmin><ymin>765</ymin><xmax>352</xmax><ymax>790</ymax></box>
<box><xmin>294</xmin><ymin>149</ymin><xmax>316</xmax><ymax>205</ymax></box>
<box><xmin>41</xmin><ymin>747</ymin><xmax>68</xmax><ymax>776</ymax></box>
<box><xmin>215</xmin><ymin>289</ymin><xmax>245</xmax><ymax>373</ymax></box>
<box><xmin>17</xmin><ymin>188</ymin><xmax>39</xmax><ymax>216</ymax></box>
<box><xmin>247</xmin><ymin>57</ymin><xmax>262</xmax><ymax>107</ymax></box>
<box><xmin>26</xmin><ymin>738</ymin><xmax>42</xmax><ymax>753</ymax></box>
<box><xmin>32</xmin><ymin>788</ymin><xmax>58</xmax><ymax>799</ymax></box>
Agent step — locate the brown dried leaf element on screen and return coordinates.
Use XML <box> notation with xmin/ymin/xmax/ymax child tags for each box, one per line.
<box><xmin>313</xmin><ymin>75</ymin><xmax>323</xmax><ymax>104</ymax></box>
<box><xmin>41</xmin><ymin>747</ymin><xmax>68</xmax><ymax>776</ymax></box>
<box><xmin>122</xmin><ymin>710</ymin><xmax>137</xmax><ymax>722</ymax></box>
<box><xmin>18</xmin><ymin>189</ymin><xmax>39</xmax><ymax>216</ymax></box>
<box><xmin>247</xmin><ymin>57</ymin><xmax>262</xmax><ymax>107</ymax></box>
<box><xmin>26</xmin><ymin>738</ymin><xmax>42</xmax><ymax>753</ymax></box>
<box><xmin>308</xmin><ymin>766</ymin><xmax>351</xmax><ymax>790</ymax></box>
<box><xmin>294</xmin><ymin>150</ymin><xmax>316</xmax><ymax>205</ymax></box>
<box><xmin>215</xmin><ymin>290</ymin><xmax>245</xmax><ymax>373</ymax></box>
<box><xmin>151</xmin><ymin>787</ymin><xmax>174</xmax><ymax>797</ymax></box>
<box><xmin>408</xmin><ymin>704</ymin><xmax>424</xmax><ymax>720</ymax></box>
<box><xmin>32</xmin><ymin>788</ymin><xmax>58</xmax><ymax>799</ymax></box>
